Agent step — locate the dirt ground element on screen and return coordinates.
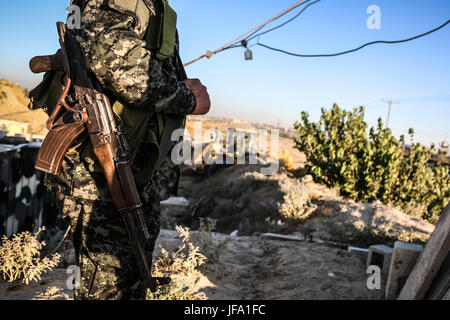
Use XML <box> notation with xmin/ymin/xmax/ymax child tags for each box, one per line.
<box><xmin>168</xmin><ymin>231</ymin><xmax>385</xmax><ymax>300</ymax></box>
<box><xmin>0</xmin><ymin>229</ymin><xmax>386</xmax><ymax>300</ymax></box>
<box><xmin>0</xmin><ymin>269</ymin><xmax>72</xmax><ymax>300</ymax></box>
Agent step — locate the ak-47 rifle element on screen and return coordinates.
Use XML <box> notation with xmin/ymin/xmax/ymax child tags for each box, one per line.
<box><xmin>29</xmin><ymin>22</ymin><xmax>170</xmax><ymax>293</ymax></box>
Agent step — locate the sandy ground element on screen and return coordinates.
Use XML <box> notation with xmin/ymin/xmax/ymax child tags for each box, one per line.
<box><xmin>0</xmin><ymin>229</ymin><xmax>386</xmax><ymax>300</ymax></box>
<box><xmin>0</xmin><ymin>269</ymin><xmax>72</xmax><ymax>300</ymax></box>
<box><xmin>0</xmin><ymin>113</ymin><xmax>434</xmax><ymax>300</ymax></box>
<box><xmin>177</xmin><ymin>231</ymin><xmax>385</xmax><ymax>300</ymax></box>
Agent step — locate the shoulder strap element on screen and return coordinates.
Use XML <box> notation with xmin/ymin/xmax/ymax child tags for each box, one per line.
<box><xmin>154</xmin><ymin>41</ymin><xmax>187</xmax><ymax>170</ymax></box>
<box><xmin>108</xmin><ymin>0</ymin><xmax>154</xmax><ymax>38</ymax></box>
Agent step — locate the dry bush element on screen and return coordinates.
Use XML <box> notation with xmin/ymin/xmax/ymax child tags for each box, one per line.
<box><xmin>148</xmin><ymin>226</ymin><xmax>207</xmax><ymax>300</ymax></box>
<box><xmin>278</xmin><ymin>180</ymin><xmax>317</xmax><ymax>223</ymax></box>
<box><xmin>268</xmin><ymin>150</ymin><xmax>294</xmax><ymax>170</ymax></box>
<box><xmin>197</xmin><ymin>218</ymin><xmax>217</xmax><ymax>253</ymax></box>
<box><xmin>0</xmin><ymin>228</ymin><xmax>61</xmax><ymax>285</ymax></box>
<box><xmin>154</xmin><ymin>226</ymin><xmax>206</xmax><ymax>275</ymax></box>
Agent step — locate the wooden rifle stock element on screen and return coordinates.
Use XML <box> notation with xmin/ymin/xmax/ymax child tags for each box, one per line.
<box><xmin>29</xmin><ymin>50</ymin><xmax>64</xmax><ymax>74</ymax></box>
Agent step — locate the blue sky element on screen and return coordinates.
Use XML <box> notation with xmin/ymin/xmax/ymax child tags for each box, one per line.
<box><xmin>0</xmin><ymin>0</ymin><xmax>449</xmax><ymax>146</ymax></box>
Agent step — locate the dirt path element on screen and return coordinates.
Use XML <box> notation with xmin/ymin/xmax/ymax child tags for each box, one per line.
<box><xmin>158</xmin><ymin>230</ymin><xmax>385</xmax><ymax>300</ymax></box>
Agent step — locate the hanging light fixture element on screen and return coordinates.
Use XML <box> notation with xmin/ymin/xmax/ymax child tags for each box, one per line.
<box><xmin>241</xmin><ymin>40</ymin><xmax>253</xmax><ymax>61</ymax></box>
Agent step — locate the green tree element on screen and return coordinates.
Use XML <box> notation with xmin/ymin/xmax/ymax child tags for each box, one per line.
<box><xmin>294</xmin><ymin>104</ymin><xmax>449</xmax><ymax>222</ymax></box>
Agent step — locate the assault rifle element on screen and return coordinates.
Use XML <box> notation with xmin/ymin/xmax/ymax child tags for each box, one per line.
<box><xmin>29</xmin><ymin>22</ymin><xmax>171</xmax><ymax>293</ymax></box>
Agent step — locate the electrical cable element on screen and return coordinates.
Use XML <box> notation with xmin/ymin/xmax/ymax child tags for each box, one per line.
<box><xmin>257</xmin><ymin>19</ymin><xmax>450</xmax><ymax>58</ymax></box>
<box><xmin>192</xmin><ymin>0</ymin><xmax>318</xmax><ymax>60</ymax></box>
<box><xmin>245</xmin><ymin>0</ymin><xmax>320</xmax><ymax>42</ymax></box>
<box><xmin>183</xmin><ymin>0</ymin><xmax>310</xmax><ymax>66</ymax></box>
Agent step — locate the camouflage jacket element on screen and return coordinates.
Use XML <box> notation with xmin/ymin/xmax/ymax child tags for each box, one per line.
<box><xmin>73</xmin><ymin>0</ymin><xmax>196</xmax><ymax>114</ymax></box>
<box><xmin>70</xmin><ymin>0</ymin><xmax>195</xmax><ymax>194</ymax></box>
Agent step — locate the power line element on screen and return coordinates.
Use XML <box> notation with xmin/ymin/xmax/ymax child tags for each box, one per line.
<box><xmin>257</xmin><ymin>19</ymin><xmax>450</xmax><ymax>58</ymax></box>
<box><xmin>392</xmin><ymin>94</ymin><xmax>450</xmax><ymax>103</ymax></box>
<box><xmin>183</xmin><ymin>0</ymin><xmax>310</xmax><ymax>67</ymax></box>
<box><xmin>245</xmin><ymin>0</ymin><xmax>320</xmax><ymax>42</ymax></box>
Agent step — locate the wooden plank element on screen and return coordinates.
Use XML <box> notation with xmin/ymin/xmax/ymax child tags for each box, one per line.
<box><xmin>398</xmin><ymin>204</ymin><xmax>450</xmax><ymax>300</ymax></box>
<box><xmin>424</xmin><ymin>251</ymin><xmax>450</xmax><ymax>300</ymax></box>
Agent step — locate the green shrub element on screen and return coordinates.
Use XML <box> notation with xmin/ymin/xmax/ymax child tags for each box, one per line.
<box><xmin>294</xmin><ymin>104</ymin><xmax>449</xmax><ymax>222</ymax></box>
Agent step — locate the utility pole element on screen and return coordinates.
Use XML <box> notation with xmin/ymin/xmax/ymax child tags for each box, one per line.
<box><xmin>382</xmin><ymin>99</ymin><xmax>400</xmax><ymax>128</ymax></box>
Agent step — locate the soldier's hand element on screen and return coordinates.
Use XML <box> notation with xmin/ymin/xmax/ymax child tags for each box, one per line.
<box><xmin>184</xmin><ymin>79</ymin><xmax>211</xmax><ymax>115</ymax></box>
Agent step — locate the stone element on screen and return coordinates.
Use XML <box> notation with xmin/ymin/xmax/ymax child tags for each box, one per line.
<box><xmin>348</xmin><ymin>246</ymin><xmax>369</xmax><ymax>263</ymax></box>
<box><xmin>398</xmin><ymin>204</ymin><xmax>450</xmax><ymax>300</ymax></box>
<box><xmin>230</xmin><ymin>230</ymin><xmax>239</xmax><ymax>237</ymax></box>
<box><xmin>160</xmin><ymin>197</ymin><xmax>190</xmax><ymax>217</ymax></box>
<box><xmin>64</xmin><ymin>247</ymin><xmax>76</xmax><ymax>266</ymax></box>
<box><xmin>385</xmin><ymin>241</ymin><xmax>423</xmax><ymax>300</ymax></box>
<box><xmin>367</xmin><ymin>245</ymin><xmax>393</xmax><ymax>276</ymax></box>
<box><xmin>261</xmin><ymin>233</ymin><xmax>304</xmax><ymax>242</ymax></box>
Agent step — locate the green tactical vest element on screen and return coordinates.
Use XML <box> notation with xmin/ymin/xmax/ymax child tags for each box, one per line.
<box><xmin>28</xmin><ymin>0</ymin><xmax>183</xmax><ymax>189</ymax></box>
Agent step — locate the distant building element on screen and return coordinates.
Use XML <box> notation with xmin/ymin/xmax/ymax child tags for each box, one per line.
<box><xmin>0</xmin><ymin>119</ymin><xmax>30</xmax><ymax>140</ymax></box>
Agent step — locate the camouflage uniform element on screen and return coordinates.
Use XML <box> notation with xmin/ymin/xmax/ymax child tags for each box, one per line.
<box><xmin>45</xmin><ymin>0</ymin><xmax>196</xmax><ymax>300</ymax></box>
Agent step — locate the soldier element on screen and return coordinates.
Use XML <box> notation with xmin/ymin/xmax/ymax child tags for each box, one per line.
<box><xmin>28</xmin><ymin>0</ymin><xmax>210</xmax><ymax>299</ymax></box>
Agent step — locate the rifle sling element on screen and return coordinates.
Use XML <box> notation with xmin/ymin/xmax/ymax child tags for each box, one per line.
<box><xmin>154</xmin><ymin>43</ymin><xmax>188</xmax><ymax>172</ymax></box>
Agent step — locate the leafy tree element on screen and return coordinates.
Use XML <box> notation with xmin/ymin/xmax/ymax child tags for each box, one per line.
<box><xmin>294</xmin><ymin>104</ymin><xmax>449</xmax><ymax>222</ymax></box>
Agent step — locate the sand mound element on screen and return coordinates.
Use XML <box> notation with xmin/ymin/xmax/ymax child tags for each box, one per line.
<box><xmin>178</xmin><ymin>163</ymin><xmax>435</xmax><ymax>247</ymax></box>
<box><xmin>0</xmin><ymin>79</ymin><xmax>47</xmax><ymax>135</ymax></box>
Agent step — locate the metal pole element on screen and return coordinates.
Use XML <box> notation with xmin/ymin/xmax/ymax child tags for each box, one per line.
<box><xmin>382</xmin><ymin>99</ymin><xmax>400</xmax><ymax>129</ymax></box>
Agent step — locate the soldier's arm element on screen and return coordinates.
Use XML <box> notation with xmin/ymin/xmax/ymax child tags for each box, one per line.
<box><xmin>76</xmin><ymin>0</ymin><xmax>196</xmax><ymax>115</ymax></box>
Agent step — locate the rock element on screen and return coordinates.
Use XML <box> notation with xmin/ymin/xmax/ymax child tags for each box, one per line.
<box><xmin>367</xmin><ymin>245</ymin><xmax>393</xmax><ymax>276</ymax></box>
<box><xmin>385</xmin><ymin>241</ymin><xmax>423</xmax><ymax>300</ymax></box>
<box><xmin>348</xmin><ymin>246</ymin><xmax>369</xmax><ymax>263</ymax></box>
<box><xmin>261</xmin><ymin>233</ymin><xmax>304</xmax><ymax>242</ymax></box>
<box><xmin>42</xmin><ymin>286</ymin><xmax>62</xmax><ymax>297</ymax></box>
<box><xmin>301</xmin><ymin>175</ymin><xmax>314</xmax><ymax>183</ymax></box>
<box><xmin>160</xmin><ymin>197</ymin><xmax>190</xmax><ymax>217</ymax></box>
